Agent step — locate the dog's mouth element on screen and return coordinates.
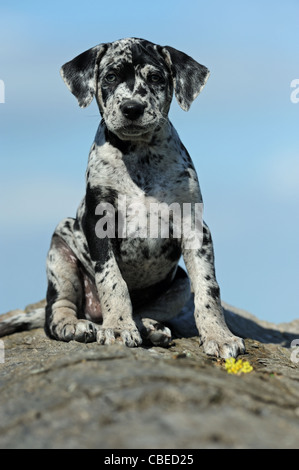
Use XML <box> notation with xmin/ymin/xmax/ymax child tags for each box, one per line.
<box><xmin>117</xmin><ymin>124</ymin><xmax>154</xmax><ymax>139</ymax></box>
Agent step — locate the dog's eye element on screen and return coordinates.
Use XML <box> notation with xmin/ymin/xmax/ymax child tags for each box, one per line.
<box><xmin>148</xmin><ymin>73</ymin><xmax>164</xmax><ymax>84</ymax></box>
<box><xmin>105</xmin><ymin>73</ymin><xmax>117</xmax><ymax>83</ymax></box>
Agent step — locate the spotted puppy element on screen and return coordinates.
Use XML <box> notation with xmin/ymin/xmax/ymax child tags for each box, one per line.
<box><xmin>44</xmin><ymin>38</ymin><xmax>244</xmax><ymax>358</ymax></box>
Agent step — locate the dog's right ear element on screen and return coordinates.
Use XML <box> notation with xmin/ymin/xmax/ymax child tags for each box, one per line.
<box><xmin>60</xmin><ymin>44</ymin><xmax>107</xmax><ymax>108</ymax></box>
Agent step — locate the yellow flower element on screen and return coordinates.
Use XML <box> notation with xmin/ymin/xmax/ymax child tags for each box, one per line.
<box><xmin>224</xmin><ymin>358</ymin><xmax>253</xmax><ymax>375</ymax></box>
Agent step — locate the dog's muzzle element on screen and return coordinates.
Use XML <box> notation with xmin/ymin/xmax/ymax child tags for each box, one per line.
<box><xmin>120</xmin><ymin>100</ymin><xmax>146</xmax><ymax>121</ymax></box>
<box><xmin>117</xmin><ymin>99</ymin><xmax>152</xmax><ymax>138</ymax></box>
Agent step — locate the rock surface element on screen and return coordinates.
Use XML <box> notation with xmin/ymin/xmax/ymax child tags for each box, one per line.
<box><xmin>0</xmin><ymin>299</ymin><xmax>299</xmax><ymax>449</ymax></box>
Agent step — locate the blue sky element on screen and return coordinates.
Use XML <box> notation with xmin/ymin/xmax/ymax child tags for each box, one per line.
<box><xmin>0</xmin><ymin>0</ymin><xmax>298</xmax><ymax>324</ymax></box>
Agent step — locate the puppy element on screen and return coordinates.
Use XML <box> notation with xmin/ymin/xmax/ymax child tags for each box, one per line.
<box><xmin>4</xmin><ymin>38</ymin><xmax>246</xmax><ymax>358</ymax></box>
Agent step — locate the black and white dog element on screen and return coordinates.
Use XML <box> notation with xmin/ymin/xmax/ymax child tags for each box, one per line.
<box><xmin>3</xmin><ymin>38</ymin><xmax>245</xmax><ymax>358</ymax></box>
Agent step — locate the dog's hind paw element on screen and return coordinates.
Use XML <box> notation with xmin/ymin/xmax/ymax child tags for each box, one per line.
<box><xmin>138</xmin><ymin>318</ymin><xmax>172</xmax><ymax>347</ymax></box>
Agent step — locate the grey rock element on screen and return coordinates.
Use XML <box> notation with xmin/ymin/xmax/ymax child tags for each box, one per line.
<box><xmin>0</xmin><ymin>299</ymin><xmax>299</xmax><ymax>449</ymax></box>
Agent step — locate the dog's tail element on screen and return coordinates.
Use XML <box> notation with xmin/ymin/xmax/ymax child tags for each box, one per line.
<box><xmin>0</xmin><ymin>308</ymin><xmax>45</xmax><ymax>337</ymax></box>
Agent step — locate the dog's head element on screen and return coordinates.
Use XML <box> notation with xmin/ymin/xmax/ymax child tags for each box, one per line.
<box><xmin>61</xmin><ymin>38</ymin><xmax>210</xmax><ymax>141</ymax></box>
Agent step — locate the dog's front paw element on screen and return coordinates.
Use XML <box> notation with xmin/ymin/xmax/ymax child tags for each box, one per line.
<box><xmin>202</xmin><ymin>334</ymin><xmax>245</xmax><ymax>359</ymax></box>
<box><xmin>97</xmin><ymin>325</ymin><xmax>142</xmax><ymax>347</ymax></box>
<box><xmin>60</xmin><ymin>319</ymin><xmax>98</xmax><ymax>343</ymax></box>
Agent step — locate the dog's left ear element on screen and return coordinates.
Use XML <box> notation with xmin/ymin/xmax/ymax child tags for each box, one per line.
<box><xmin>60</xmin><ymin>44</ymin><xmax>107</xmax><ymax>108</ymax></box>
<box><xmin>161</xmin><ymin>46</ymin><xmax>210</xmax><ymax>111</ymax></box>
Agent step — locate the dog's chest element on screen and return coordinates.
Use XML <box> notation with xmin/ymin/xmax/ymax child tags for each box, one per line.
<box><xmin>88</xmin><ymin>132</ymin><xmax>194</xmax><ymax>206</ymax></box>
<box><xmin>82</xmin><ymin>124</ymin><xmax>201</xmax><ymax>287</ymax></box>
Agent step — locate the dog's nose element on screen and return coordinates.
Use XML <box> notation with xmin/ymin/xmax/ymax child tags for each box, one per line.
<box><xmin>121</xmin><ymin>100</ymin><xmax>146</xmax><ymax>120</ymax></box>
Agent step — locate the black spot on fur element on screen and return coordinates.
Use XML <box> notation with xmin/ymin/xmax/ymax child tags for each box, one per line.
<box><xmin>45</xmin><ymin>280</ymin><xmax>59</xmax><ymax>338</ymax></box>
<box><xmin>120</xmin><ymin>62</ymin><xmax>135</xmax><ymax>91</ymax></box>
<box><xmin>105</xmin><ymin>126</ymin><xmax>132</xmax><ymax>154</ymax></box>
<box><xmin>208</xmin><ymin>286</ymin><xmax>220</xmax><ymax>300</ymax></box>
<box><xmin>82</xmin><ymin>184</ymin><xmax>117</xmax><ymax>263</ymax></box>
<box><xmin>135</xmin><ymin>85</ymin><xmax>147</xmax><ymax>97</ymax></box>
<box><xmin>74</xmin><ymin>218</ymin><xmax>80</xmax><ymax>231</ymax></box>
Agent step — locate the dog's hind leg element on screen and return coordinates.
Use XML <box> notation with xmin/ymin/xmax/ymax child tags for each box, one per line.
<box><xmin>45</xmin><ymin>230</ymin><xmax>98</xmax><ymax>343</ymax></box>
<box><xmin>134</xmin><ymin>267</ymin><xmax>191</xmax><ymax>347</ymax></box>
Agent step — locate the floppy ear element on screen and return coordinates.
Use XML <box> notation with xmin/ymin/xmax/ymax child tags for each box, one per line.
<box><xmin>162</xmin><ymin>46</ymin><xmax>210</xmax><ymax>111</ymax></box>
<box><xmin>60</xmin><ymin>44</ymin><xmax>107</xmax><ymax>108</ymax></box>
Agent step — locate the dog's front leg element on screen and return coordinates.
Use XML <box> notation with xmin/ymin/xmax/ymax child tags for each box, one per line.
<box><xmin>183</xmin><ymin>222</ymin><xmax>245</xmax><ymax>358</ymax></box>
<box><xmin>92</xmin><ymin>238</ymin><xmax>142</xmax><ymax>347</ymax></box>
<box><xmin>82</xmin><ymin>186</ymin><xmax>142</xmax><ymax>347</ymax></box>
